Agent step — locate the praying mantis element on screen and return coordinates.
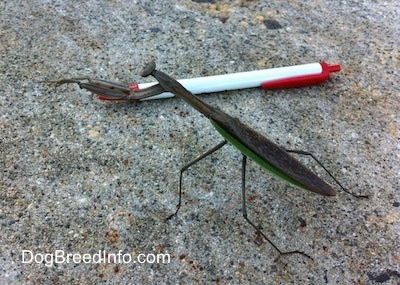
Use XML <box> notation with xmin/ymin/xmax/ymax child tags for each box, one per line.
<box><xmin>48</xmin><ymin>62</ymin><xmax>368</xmax><ymax>259</ymax></box>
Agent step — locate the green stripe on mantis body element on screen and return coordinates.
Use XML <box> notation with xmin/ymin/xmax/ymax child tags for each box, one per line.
<box><xmin>211</xmin><ymin>119</ymin><xmax>313</xmax><ymax>192</ymax></box>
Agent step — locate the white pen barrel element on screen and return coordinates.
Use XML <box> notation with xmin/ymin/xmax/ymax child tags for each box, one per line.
<box><xmin>139</xmin><ymin>63</ymin><xmax>323</xmax><ymax>100</ymax></box>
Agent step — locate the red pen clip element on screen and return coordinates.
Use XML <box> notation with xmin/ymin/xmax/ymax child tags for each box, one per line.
<box><xmin>261</xmin><ymin>62</ymin><xmax>341</xmax><ymax>89</ymax></box>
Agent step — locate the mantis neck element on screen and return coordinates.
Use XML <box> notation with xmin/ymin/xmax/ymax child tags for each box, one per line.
<box><xmin>152</xmin><ymin>69</ymin><xmax>215</xmax><ymax>118</ymax></box>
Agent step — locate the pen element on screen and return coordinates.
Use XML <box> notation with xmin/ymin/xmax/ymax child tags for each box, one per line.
<box><xmin>129</xmin><ymin>62</ymin><xmax>341</xmax><ymax>100</ymax></box>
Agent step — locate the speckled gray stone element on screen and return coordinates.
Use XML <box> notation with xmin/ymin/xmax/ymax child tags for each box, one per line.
<box><xmin>1</xmin><ymin>1</ymin><xmax>399</xmax><ymax>284</ymax></box>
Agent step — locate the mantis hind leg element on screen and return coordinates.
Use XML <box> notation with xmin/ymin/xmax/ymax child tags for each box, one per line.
<box><xmin>240</xmin><ymin>155</ymin><xmax>313</xmax><ymax>260</ymax></box>
<box><xmin>166</xmin><ymin>140</ymin><xmax>228</xmax><ymax>221</ymax></box>
<box><xmin>284</xmin><ymin>149</ymin><xmax>368</xmax><ymax>198</ymax></box>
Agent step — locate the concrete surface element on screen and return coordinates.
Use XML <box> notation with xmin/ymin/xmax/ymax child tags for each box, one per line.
<box><xmin>1</xmin><ymin>0</ymin><xmax>399</xmax><ymax>284</ymax></box>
